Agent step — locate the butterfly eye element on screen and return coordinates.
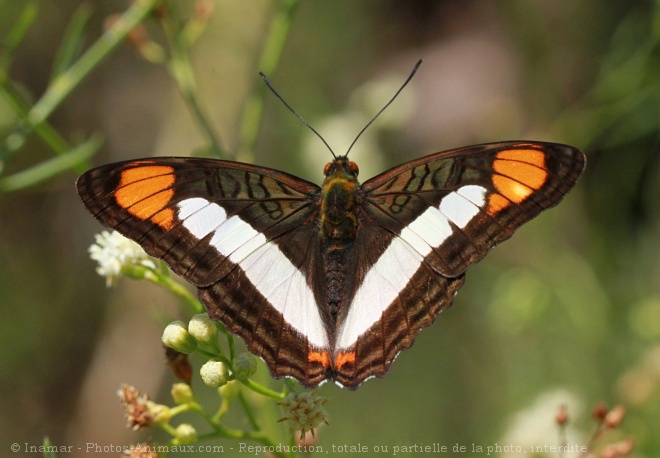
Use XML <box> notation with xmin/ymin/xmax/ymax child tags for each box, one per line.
<box><xmin>349</xmin><ymin>161</ymin><xmax>359</xmax><ymax>176</ymax></box>
<box><xmin>323</xmin><ymin>162</ymin><xmax>332</xmax><ymax>175</ymax></box>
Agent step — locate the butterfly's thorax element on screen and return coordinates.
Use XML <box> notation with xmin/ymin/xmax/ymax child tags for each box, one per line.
<box><xmin>319</xmin><ymin>157</ymin><xmax>360</xmax><ymax>246</ymax></box>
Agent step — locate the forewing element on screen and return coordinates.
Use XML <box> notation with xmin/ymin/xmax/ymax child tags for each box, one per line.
<box><xmin>76</xmin><ymin>157</ymin><xmax>320</xmax><ymax>286</ymax></box>
<box><xmin>360</xmin><ymin>141</ymin><xmax>585</xmax><ymax>277</ymax></box>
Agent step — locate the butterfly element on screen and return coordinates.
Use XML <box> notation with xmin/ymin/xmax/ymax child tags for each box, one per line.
<box><xmin>76</xmin><ymin>140</ymin><xmax>585</xmax><ymax>388</ymax></box>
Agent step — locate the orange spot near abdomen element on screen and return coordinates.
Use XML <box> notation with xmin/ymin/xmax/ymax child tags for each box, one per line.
<box><xmin>308</xmin><ymin>350</ymin><xmax>331</xmax><ymax>368</ymax></box>
<box><xmin>334</xmin><ymin>351</ymin><xmax>356</xmax><ymax>369</ymax></box>
<box><xmin>115</xmin><ymin>166</ymin><xmax>176</xmax><ymax>229</ymax></box>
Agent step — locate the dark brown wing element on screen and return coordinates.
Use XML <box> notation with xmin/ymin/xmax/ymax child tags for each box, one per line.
<box><xmin>331</xmin><ymin>141</ymin><xmax>585</xmax><ymax>388</ymax></box>
<box><xmin>77</xmin><ymin>157</ymin><xmax>333</xmax><ymax>387</ymax></box>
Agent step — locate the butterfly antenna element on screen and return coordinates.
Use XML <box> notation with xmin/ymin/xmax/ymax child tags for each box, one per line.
<box><xmin>259</xmin><ymin>72</ymin><xmax>337</xmax><ymax>159</ymax></box>
<box><xmin>345</xmin><ymin>59</ymin><xmax>422</xmax><ymax>157</ymax></box>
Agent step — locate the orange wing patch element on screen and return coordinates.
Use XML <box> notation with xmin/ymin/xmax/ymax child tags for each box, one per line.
<box><xmin>308</xmin><ymin>350</ymin><xmax>331</xmax><ymax>368</ymax></box>
<box><xmin>487</xmin><ymin>149</ymin><xmax>548</xmax><ymax>216</ymax></box>
<box><xmin>115</xmin><ymin>165</ymin><xmax>176</xmax><ymax>230</ymax></box>
<box><xmin>495</xmin><ymin>147</ymin><xmax>545</xmax><ymax>167</ymax></box>
<box><xmin>334</xmin><ymin>351</ymin><xmax>356</xmax><ymax>370</ymax></box>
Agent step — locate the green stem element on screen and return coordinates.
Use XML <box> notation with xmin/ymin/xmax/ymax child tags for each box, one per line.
<box><xmin>0</xmin><ymin>135</ymin><xmax>101</xmax><ymax>191</ymax></box>
<box><xmin>0</xmin><ymin>79</ymin><xmax>71</xmax><ymax>154</ymax></box>
<box><xmin>239</xmin><ymin>378</ymin><xmax>285</xmax><ymax>401</ymax></box>
<box><xmin>227</xmin><ymin>331</ymin><xmax>235</xmax><ymax>360</ymax></box>
<box><xmin>0</xmin><ymin>77</ymin><xmax>89</xmax><ymax>178</ymax></box>
<box><xmin>145</xmin><ymin>268</ymin><xmax>204</xmax><ymax>314</ymax></box>
<box><xmin>236</xmin><ymin>0</ymin><xmax>300</xmax><ymax>163</ymax></box>
<box><xmin>238</xmin><ymin>390</ymin><xmax>261</xmax><ymax>430</ymax></box>
<box><xmin>159</xmin><ymin>421</ymin><xmax>179</xmax><ymax>437</ymax></box>
<box><xmin>212</xmin><ymin>395</ymin><xmax>231</xmax><ymax>423</ymax></box>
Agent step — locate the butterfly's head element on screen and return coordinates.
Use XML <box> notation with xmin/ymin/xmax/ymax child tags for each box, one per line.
<box><xmin>323</xmin><ymin>156</ymin><xmax>359</xmax><ymax>179</ymax></box>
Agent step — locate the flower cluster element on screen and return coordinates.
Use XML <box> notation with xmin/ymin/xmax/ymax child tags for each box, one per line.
<box><xmin>88</xmin><ymin>231</ymin><xmax>155</xmax><ymax>286</ymax></box>
<box><xmin>117</xmin><ymin>384</ymin><xmax>153</xmax><ymax>430</ymax></box>
<box><xmin>278</xmin><ymin>391</ymin><xmax>329</xmax><ymax>440</ymax></box>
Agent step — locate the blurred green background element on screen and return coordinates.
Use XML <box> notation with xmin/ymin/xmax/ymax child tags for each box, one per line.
<box><xmin>1</xmin><ymin>0</ymin><xmax>658</xmax><ymax>457</ymax></box>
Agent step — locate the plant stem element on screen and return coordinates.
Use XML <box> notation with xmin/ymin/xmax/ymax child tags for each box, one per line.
<box><xmin>240</xmin><ymin>378</ymin><xmax>285</xmax><ymax>401</ymax></box>
<box><xmin>146</xmin><ymin>267</ymin><xmax>204</xmax><ymax>314</ymax></box>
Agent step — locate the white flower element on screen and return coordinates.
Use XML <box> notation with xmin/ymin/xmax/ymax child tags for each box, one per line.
<box><xmin>88</xmin><ymin>230</ymin><xmax>155</xmax><ymax>286</ymax></box>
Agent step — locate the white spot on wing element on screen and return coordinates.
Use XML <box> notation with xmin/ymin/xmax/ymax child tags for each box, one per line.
<box><xmin>400</xmin><ymin>206</ymin><xmax>452</xmax><ymax>256</ymax></box>
<box><xmin>398</xmin><ymin>185</ymin><xmax>486</xmax><ymax>257</ymax></box>
<box><xmin>177</xmin><ymin>197</ymin><xmax>327</xmax><ymax>348</ymax></box>
<box><xmin>209</xmin><ymin>215</ymin><xmax>267</xmax><ymax>263</ymax></box>
<box><xmin>178</xmin><ymin>197</ymin><xmax>227</xmax><ymax>238</ymax></box>
<box><xmin>456</xmin><ymin>184</ymin><xmax>487</xmax><ymax>207</ymax></box>
<box><xmin>441</xmin><ymin>185</ymin><xmax>485</xmax><ymax>228</ymax></box>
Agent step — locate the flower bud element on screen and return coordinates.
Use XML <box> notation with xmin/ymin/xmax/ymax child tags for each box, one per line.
<box><xmin>592</xmin><ymin>401</ymin><xmax>608</xmax><ymax>420</ymax></box>
<box><xmin>604</xmin><ymin>405</ymin><xmax>626</xmax><ymax>428</ymax></box>
<box><xmin>147</xmin><ymin>401</ymin><xmax>171</xmax><ymax>424</ymax></box>
<box><xmin>174</xmin><ymin>423</ymin><xmax>197</xmax><ymax>444</ymax></box>
<box><xmin>232</xmin><ymin>353</ymin><xmax>257</xmax><ymax>380</ymax></box>
<box><xmin>600</xmin><ymin>439</ymin><xmax>634</xmax><ymax>458</ymax></box>
<box><xmin>171</xmin><ymin>382</ymin><xmax>194</xmax><ymax>405</ymax></box>
<box><xmin>188</xmin><ymin>313</ymin><xmax>218</xmax><ymax>345</ymax></box>
<box><xmin>200</xmin><ymin>361</ymin><xmax>229</xmax><ymax>387</ymax></box>
<box><xmin>162</xmin><ymin>321</ymin><xmax>197</xmax><ymax>354</ymax></box>
<box><xmin>555</xmin><ymin>405</ymin><xmax>568</xmax><ymax>425</ymax></box>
